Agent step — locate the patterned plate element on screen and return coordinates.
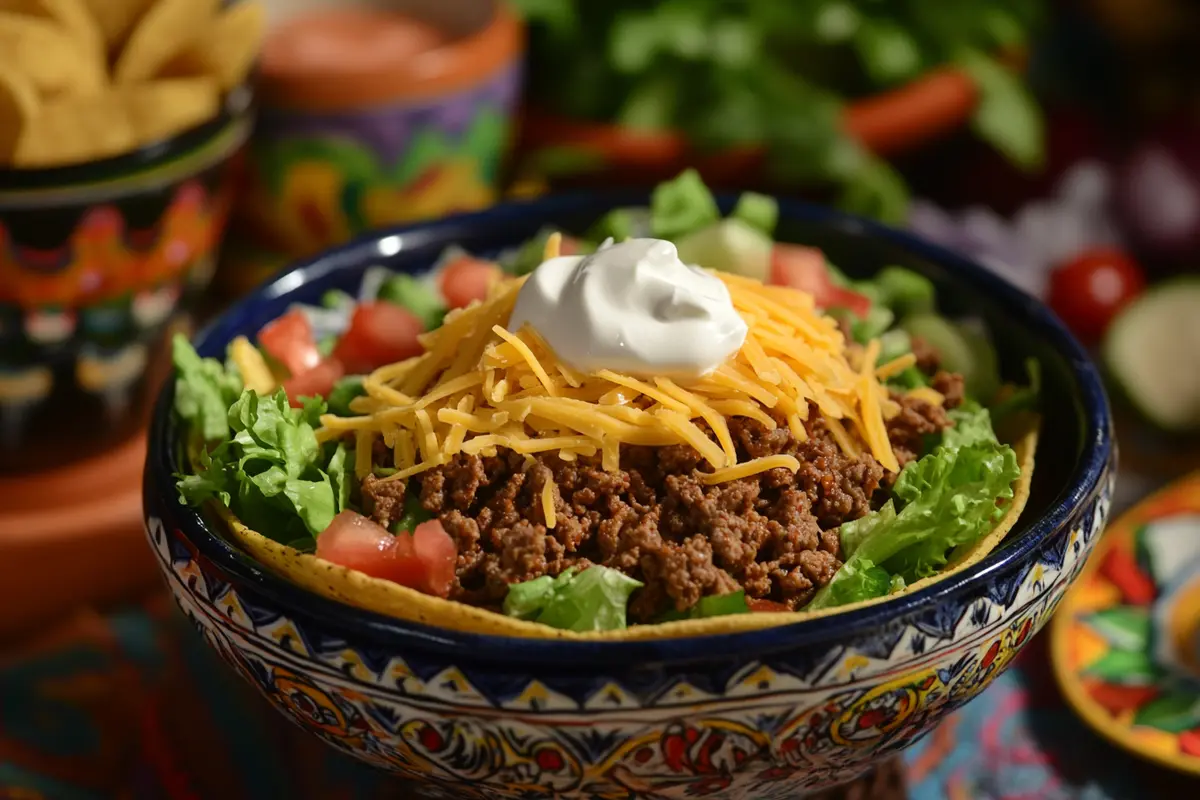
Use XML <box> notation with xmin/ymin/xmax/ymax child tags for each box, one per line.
<box><xmin>1051</xmin><ymin>471</ymin><xmax>1200</xmax><ymax>776</ymax></box>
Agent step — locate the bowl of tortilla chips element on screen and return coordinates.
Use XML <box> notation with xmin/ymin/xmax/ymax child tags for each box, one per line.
<box><xmin>145</xmin><ymin>174</ymin><xmax>1114</xmax><ymax>798</ymax></box>
<box><xmin>0</xmin><ymin>0</ymin><xmax>262</xmax><ymax>470</ymax></box>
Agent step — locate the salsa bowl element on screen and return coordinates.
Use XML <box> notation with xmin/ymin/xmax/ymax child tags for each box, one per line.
<box><xmin>143</xmin><ymin>192</ymin><xmax>1114</xmax><ymax>798</ymax></box>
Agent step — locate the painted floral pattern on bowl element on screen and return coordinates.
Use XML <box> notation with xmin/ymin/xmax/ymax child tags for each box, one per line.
<box><xmin>1053</xmin><ymin>471</ymin><xmax>1200</xmax><ymax>776</ymax></box>
<box><xmin>242</xmin><ymin>66</ymin><xmax>519</xmax><ymax>258</ymax></box>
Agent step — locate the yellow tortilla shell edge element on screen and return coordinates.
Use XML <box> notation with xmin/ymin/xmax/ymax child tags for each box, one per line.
<box><xmin>210</xmin><ymin>417</ymin><xmax>1039</xmax><ymax>641</ymax></box>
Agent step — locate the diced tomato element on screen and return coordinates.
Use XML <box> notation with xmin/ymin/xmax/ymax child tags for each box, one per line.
<box><xmin>316</xmin><ymin>511</ymin><xmax>457</xmax><ymax>598</ymax></box>
<box><xmin>258</xmin><ymin>309</ymin><xmax>321</xmax><ymax>377</ymax></box>
<box><xmin>746</xmin><ymin>598</ymin><xmax>790</xmax><ymax>613</ymax></box>
<box><xmin>283</xmin><ymin>358</ymin><xmax>344</xmax><ymax>407</ymax></box>
<box><xmin>1081</xmin><ymin>679</ymin><xmax>1159</xmax><ymax>716</ymax></box>
<box><xmin>769</xmin><ymin>244</ymin><xmax>872</xmax><ymax>317</ymax></box>
<box><xmin>439</xmin><ymin>255</ymin><xmax>503</xmax><ymax>310</ymax></box>
<box><xmin>332</xmin><ymin>301</ymin><xmax>425</xmax><ymax>374</ymax></box>
<box><xmin>559</xmin><ymin>235</ymin><xmax>582</xmax><ymax>256</ymax></box>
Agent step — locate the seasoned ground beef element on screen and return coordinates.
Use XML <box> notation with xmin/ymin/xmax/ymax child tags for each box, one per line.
<box><xmin>361</xmin><ymin>390</ymin><xmax>956</xmax><ymax>621</ymax></box>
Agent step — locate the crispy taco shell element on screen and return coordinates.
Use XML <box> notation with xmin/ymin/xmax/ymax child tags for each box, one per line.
<box><xmin>206</xmin><ymin>416</ymin><xmax>1039</xmax><ymax>641</ymax></box>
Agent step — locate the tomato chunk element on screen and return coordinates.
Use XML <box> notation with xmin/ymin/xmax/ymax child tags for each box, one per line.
<box><xmin>440</xmin><ymin>255</ymin><xmax>503</xmax><ymax>310</ymax></box>
<box><xmin>770</xmin><ymin>244</ymin><xmax>871</xmax><ymax>317</ymax></box>
<box><xmin>316</xmin><ymin>511</ymin><xmax>457</xmax><ymax>598</ymax></box>
<box><xmin>332</xmin><ymin>301</ymin><xmax>425</xmax><ymax>374</ymax></box>
<box><xmin>283</xmin><ymin>358</ymin><xmax>344</xmax><ymax>406</ymax></box>
<box><xmin>746</xmin><ymin>598</ymin><xmax>790</xmax><ymax>613</ymax></box>
<box><xmin>258</xmin><ymin>309</ymin><xmax>321</xmax><ymax>377</ymax></box>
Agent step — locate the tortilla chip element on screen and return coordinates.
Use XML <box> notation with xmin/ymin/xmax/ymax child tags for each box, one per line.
<box><xmin>80</xmin><ymin>0</ymin><xmax>153</xmax><ymax>51</ymax></box>
<box><xmin>0</xmin><ymin>0</ymin><xmax>103</xmax><ymax>56</ymax></box>
<box><xmin>0</xmin><ymin>11</ymin><xmax>104</xmax><ymax>94</ymax></box>
<box><xmin>113</xmin><ymin>0</ymin><xmax>219</xmax><ymax>84</ymax></box>
<box><xmin>160</xmin><ymin>0</ymin><xmax>264</xmax><ymax>91</ymax></box>
<box><xmin>14</xmin><ymin>89</ymin><xmax>136</xmax><ymax>168</ymax></box>
<box><xmin>0</xmin><ymin>66</ymin><xmax>38</xmax><ymax>162</ymax></box>
<box><xmin>207</xmin><ymin>417</ymin><xmax>1041</xmax><ymax>641</ymax></box>
<box><xmin>121</xmin><ymin>77</ymin><xmax>220</xmax><ymax>145</ymax></box>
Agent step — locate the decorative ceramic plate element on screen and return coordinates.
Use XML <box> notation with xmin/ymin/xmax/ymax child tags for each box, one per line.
<box><xmin>1052</xmin><ymin>471</ymin><xmax>1200</xmax><ymax>775</ymax></box>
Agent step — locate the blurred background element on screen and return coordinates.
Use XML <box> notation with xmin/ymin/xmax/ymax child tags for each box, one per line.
<box><xmin>1</xmin><ymin>0</ymin><xmax>1199</xmax><ymax>797</ymax></box>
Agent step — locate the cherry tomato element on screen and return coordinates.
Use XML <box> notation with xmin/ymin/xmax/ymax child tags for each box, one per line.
<box><xmin>439</xmin><ymin>256</ymin><xmax>503</xmax><ymax>310</ymax></box>
<box><xmin>316</xmin><ymin>511</ymin><xmax>457</xmax><ymax>597</ymax></box>
<box><xmin>769</xmin><ymin>244</ymin><xmax>872</xmax><ymax>317</ymax></box>
<box><xmin>258</xmin><ymin>309</ymin><xmax>321</xmax><ymax>377</ymax></box>
<box><xmin>1048</xmin><ymin>248</ymin><xmax>1146</xmax><ymax>343</ymax></box>
<box><xmin>282</xmin><ymin>358</ymin><xmax>344</xmax><ymax>407</ymax></box>
<box><xmin>332</xmin><ymin>301</ymin><xmax>425</xmax><ymax>374</ymax></box>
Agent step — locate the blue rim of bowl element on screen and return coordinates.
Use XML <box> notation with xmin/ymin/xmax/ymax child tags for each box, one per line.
<box><xmin>0</xmin><ymin>85</ymin><xmax>255</xmax><ymax>201</ymax></box>
<box><xmin>149</xmin><ymin>192</ymin><xmax>1113</xmax><ymax>667</ymax></box>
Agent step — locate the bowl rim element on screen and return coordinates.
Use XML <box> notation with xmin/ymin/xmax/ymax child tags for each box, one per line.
<box><xmin>0</xmin><ymin>85</ymin><xmax>255</xmax><ymax>197</ymax></box>
<box><xmin>148</xmin><ymin>191</ymin><xmax>1113</xmax><ymax>666</ymax></box>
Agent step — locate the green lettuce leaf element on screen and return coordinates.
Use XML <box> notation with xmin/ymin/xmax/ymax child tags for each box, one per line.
<box><xmin>657</xmin><ymin>590</ymin><xmax>750</xmax><ymax>622</ymax></box>
<box><xmin>175</xmin><ymin>388</ymin><xmax>339</xmax><ymax>541</ymax></box>
<box><xmin>806</xmin><ymin>405</ymin><xmax>1020</xmax><ymax>610</ymax></box>
<box><xmin>172</xmin><ymin>334</ymin><xmax>242</xmax><ymax>442</ymax></box>
<box><xmin>390</xmin><ymin>491</ymin><xmax>433</xmax><ymax>534</ymax></box>
<box><xmin>503</xmin><ymin>566</ymin><xmax>643</xmax><ymax>632</ymax></box>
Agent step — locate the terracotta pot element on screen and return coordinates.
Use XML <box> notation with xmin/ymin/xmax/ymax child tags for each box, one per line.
<box><xmin>516</xmin><ymin>66</ymin><xmax>980</xmax><ymax>189</ymax></box>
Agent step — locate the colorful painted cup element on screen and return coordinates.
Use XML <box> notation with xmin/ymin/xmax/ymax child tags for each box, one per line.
<box><xmin>0</xmin><ymin>89</ymin><xmax>253</xmax><ymax>473</ymax></box>
<box><xmin>238</xmin><ymin>0</ymin><xmax>524</xmax><ymax>260</ymax></box>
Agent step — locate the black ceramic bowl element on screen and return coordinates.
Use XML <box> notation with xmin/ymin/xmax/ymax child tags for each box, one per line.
<box><xmin>0</xmin><ymin>87</ymin><xmax>253</xmax><ymax>472</ymax></box>
<box><xmin>145</xmin><ymin>192</ymin><xmax>1115</xmax><ymax>798</ymax></box>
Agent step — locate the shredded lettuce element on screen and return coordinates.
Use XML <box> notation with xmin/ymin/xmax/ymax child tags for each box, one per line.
<box><xmin>806</xmin><ymin>404</ymin><xmax>1020</xmax><ymax>610</ymax></box>
<box><xmin>175</xmin><ymin>388</ymin><xmax>344</xmax><ymax>543</ymax></box>
<box><xmin>503</xmin><ymin>566</ymin><xmax>643</xmax><ymax>632</ymax></box>
<box><xmin>172</xmin><ymin>335</ymin><xmax>243</xmax><ymax>442</ymax></box>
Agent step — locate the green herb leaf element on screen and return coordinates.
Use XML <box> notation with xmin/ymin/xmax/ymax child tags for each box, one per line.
<box><xmin>503</xmin><ymin>566</ymin><xmax>643</xmax><ymax>632</ymax></box>
<box><xmin>172</xmin><ymin>334</ymin><xmax>242</xmax><ymax>442</ymax></box>
<box><xmin>959</xmin><ymin>49</ymin><xmax>1045</xmax><ymax>172</ymax></box>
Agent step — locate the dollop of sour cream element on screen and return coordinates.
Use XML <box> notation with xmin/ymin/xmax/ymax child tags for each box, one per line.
<box><xmin>508</xmin><ymin>238</ymin><xmax>748</xmax><ymax>378</ymax></box>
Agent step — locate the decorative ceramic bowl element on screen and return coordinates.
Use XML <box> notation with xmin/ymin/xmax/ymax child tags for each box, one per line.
<box><xmin>0</xmin><ymin>88</ymin><xmax>253</xmax><ymax>473</ymax></box>
<box><xmin>236</xmin><ymin>0</ymin><xmax>523</xmax><ymax>262</ymax></box>
<box><xmin>143</xmin><ymin>193</ymin><xmax>1115</xmax><ymax>799</ymax></box>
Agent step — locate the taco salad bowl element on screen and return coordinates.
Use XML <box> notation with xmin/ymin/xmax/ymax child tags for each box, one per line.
<box><xmin>143</xmin><ymin>192</ymin><xmax>1114</xmax><ymax>798</ymax></box>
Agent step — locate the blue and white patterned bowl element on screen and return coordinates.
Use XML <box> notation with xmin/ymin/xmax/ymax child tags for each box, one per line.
<box><xmin>143</xmin><ymin>192</ymin><xmax>1115</xmax><ymax>799</ymax></box>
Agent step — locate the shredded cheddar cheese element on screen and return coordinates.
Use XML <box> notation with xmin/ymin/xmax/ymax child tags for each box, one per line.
<box><xmin>317</xmin><ymin>272</ymin><xmax>899</xmax><ymax>486</ymax></box>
